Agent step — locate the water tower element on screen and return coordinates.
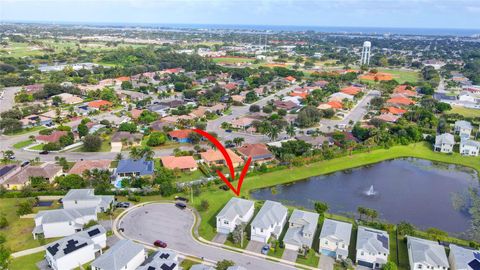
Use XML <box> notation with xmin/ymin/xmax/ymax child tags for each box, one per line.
<box><xmin>361</xmin><ymin>41</ymin><xmax>371</xmax><ymax>65</ymax></box>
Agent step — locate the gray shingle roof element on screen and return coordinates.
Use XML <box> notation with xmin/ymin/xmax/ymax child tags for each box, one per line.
<box><xmin>356</xmin><ymin>226</ymin><xmax>389</xmax><ymax>254</ymax></box>
<box><xmin>227</xmin><ymin>266</ymin><xmax>247</xmax><ymax>270</ymax></box>
<box><xmin>455</xmin><ymin>120</ymin><xmax>473</xmax><ymax>130</ymax></box>
<box><xmin>46</xmin><ymin>225</ymin><xmax>106</xmax><ymax>259</ymax></box>
<box><xmin>36</xmin><ymin>208</ymin><xmax>97</xmax><ymax>224</ymax></box>
<box><xmin>449</xmin><ymin>244</ymin><xmax>480</xmax><ymax>270</ymax></box>
<box><xmin>217</xmin><ymin>197</ymin><xmax>254</xmax><ymax>221</ymax></box>
<box><xmin>319</xmin><ymin>219</ymin><xmax>352</xmax><ymax>244</ymax></box>
<box><xmin>461</xmin><ymin>139</ymin><xmax>480</xmax><ymax>148</ymax></box>
<box><xmin>283</xmin><ymin>209</ymin><xmax>319</xmax><ymax>248</ymax></box>
<box><xmin>137</xmin><ymin>250</ymin><xmax>178</xmax><ymax>270</ymax></box>
<box><xmin>435</xmin><ymin>133</ymin><xmax>455</xmax><ymax>145</ymax></box>
<box><xmin>407</xmin><ymin>236</ymin><xmax>449</xmax><ymax>268</ymax></box>
<box><xmin>251</xmin><ymin>200</ymin><xmax>287</xmax><ymax>230</ymax></box>
<box><xmin>90</xmin><ymin>239</ymin><xmax>144</xmax><ymax>270</ymax></box>
<box><xmin>190</xmin><ymin>264</ymin><xmax>215</xmax><ymax>270</ymax></box>
<box><xmin>63</xmin><ymin>189</ymin><xmax>97</xmax><ymax>201</ymax></box>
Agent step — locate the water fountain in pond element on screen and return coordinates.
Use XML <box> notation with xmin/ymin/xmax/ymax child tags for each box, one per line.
<box><xmin>365</xmin><ymin>185</ymin><xmax>377</xmax><ymax>196</ymax></box>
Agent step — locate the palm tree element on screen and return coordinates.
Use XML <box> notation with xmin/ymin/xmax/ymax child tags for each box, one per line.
<box><xmin>286</xmin><ymin>123</ymin><xmax>296</xmax><ymax>138</ymax></box>
<box><xmin>266</xmin><ymin>125</ymin><xmax>280</xmax><ymax>141</ymax></box>
<box><xmin>129</xmin><ymin>146</ymin><xmax>141</xmax><ymax>160</ymax></box>
<box><xmin>233</xmin><ymin>137</ymin><xmax>244</xmax><ymax>147</ymax></box>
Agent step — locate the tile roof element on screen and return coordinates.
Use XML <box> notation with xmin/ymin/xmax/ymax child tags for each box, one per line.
<box><xmin>168</xmin><ymin>129</ymin><xmax>193</xmax><ymax>140</ymax></box>
<box><xmin>36</xmin><ymin>131</ymin><xmax>68</xmax><ymax>143</ymax></box>
<box><xmin>68</xmin><ymin>160</ymin><xmax>111</xmax><ymax>175</ymax></box>
<box><xmin>88</xmin><ymin>100</ymin><xmax>112</xmax><ymax>109</ymax></box>
<box><xmin>161</xmin><ymin>156</ymin><xmax>198</xmax><ymax>170</ymax></box>
<box><xmin>384</xmin><ymin>107</ymin><xmax>407</xmax><ymax>115</ymax></box>
<box><xmin>236</xmin><ymin>144</ymin><xmax>273</xmax><ymax>160</ymax></box>
<box><xmin>4</xmin><ymin>163</ymin><xmax>62</xmax><ymax>186</ymax></box>
<box><xmin>200</xmin><ymin>149</ymin><xmax>243</xmax><ymax>164</ymax></box>
<box><xmin>386</xmin><ymin>97</ymin><xmax>415</xmax><ymax>106</ymax></box>
<box><xmin>341</xmin><ymin>86</ymin><xmax>361</xmax><ymax>96</ymax></box>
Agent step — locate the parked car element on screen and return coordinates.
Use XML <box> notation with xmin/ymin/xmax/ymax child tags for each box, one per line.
<box><xmin>20</xmin><ymin>161</ymin><xmax>30</xmax><ymax>167</ymax></box>
<box><xmin>219</xmin><ymin>185</ymin><xmax>229</xmax><ymax>191</ymax></box>
<box><xmin>116</xmin><ymin>202</ymin><xmax>131</xmax><ymax>208</ymax></box>
<box><xmin>174</xmin><ymin>196</ymin><xmax>189</xmax><ymax>202</ymax></box>
<box><xmin>261</xmin><ymin>244</ymin><xmax>270</xmax><ymax>255</ymax></box>
<box><xmin>225</xmin><ymin>129</ymin><xmax>232</xmax><ymax>133</ymax></box>
<box><xmin>39</xmin><ymin>150</ymin><xmax>49</xmax><ymax>155</ymax></box>
<box><xmin>175</xmin><ymin>202</ymin><xmax>187</xmax><ymax>209</ymax></box>
<box><xmin>153</xmin><ymin>240</ymin><xmax>167</xmax><ymax>248</ymax></box>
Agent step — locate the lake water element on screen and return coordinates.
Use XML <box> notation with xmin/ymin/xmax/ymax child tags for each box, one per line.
<box><xmin>251</xmin><ymin>158</ymin><xmax>479</xmax><ymax>235</ymax></box>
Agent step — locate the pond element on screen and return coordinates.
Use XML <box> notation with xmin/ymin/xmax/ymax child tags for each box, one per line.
<box><xmin>251</xmin><ymin>158</ymin><xmax>479</xmax><ymax>235</ymax></box>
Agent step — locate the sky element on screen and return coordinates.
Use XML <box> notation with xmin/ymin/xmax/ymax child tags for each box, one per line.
<box><xmin>1</xmin><ymin>0</ymin><xmax>480</xmax><ymax>29</ymax></box>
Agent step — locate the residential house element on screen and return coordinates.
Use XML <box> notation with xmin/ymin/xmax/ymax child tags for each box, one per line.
<box><xmin>285</xmin><ymin>76</ymin><xmax>296</xmax><ymax>84</ymax></box>
<box><xmin>454</xmin><ymin>120</ymin><xmax>473</xmax><ymax>139</ymax></box>
<box><xmin>296</xmin><ymin>135</ymin><xmax>334</xmax><ymax>148</ymax></box>
<box><xmin>273</xmin><ymin>100</ymin><xmax>299</xmax><ymax>111</ymax></box>
<box><xmin>53</xmin><ymin>93</ymin><xmax>84</xmax><ymax>105</ymax></box>
<box><xmin>130</xmin><ymin>108</ymin><xmax>144</xmax><ymax>120</ymax></box>
<box><xmin>231</xmin><ymin>117</ymin><xmax>255</xmax><ymax>130</ymax></box>
<box><xmin>341</xmin><ymin>86</ymin><xmax>362</xmax><ymax>96</ymax></box>
<box><xmin>407</xmin><ymin>236</ymin><xmax>449</xmax><ymax>270</ymax></box>
<box><xmin>386</xmin><ymin>97</ymin><xmax>415</xmax><ymax>107</ymax></box>
<box><xmin>33</xmin><ymin>208</ymin><xmax>97</xmax><ymax>239</ymax></box>
<box><xmin>250</xmin><ymin>200</ymin><xmax>288</xmax><ymax>243</ymax></box>
<box><xmin>216</xmin><ymin>198</ymin><xmax>255</xmax><ymax>234</ymax></box>
<box><xmin>318</xmin><ymin>101</ymin><xmax>343</xmax><ymax>111</ymax></box>
<box><xmin>356</xmin><ymin>226</ymin><xmax>390</xmax><ymax>269</ymax></box>
<box><xmin>231</xmin><ymin>95</ymin><xmax>246</xmax><ymax>103</ymax></box>
<box><xmin>137</xmin><ymin>250</ymin><xmax>179</xmax><ymax>270</ymax></box>
<box><xmin>88</xmin><ymin>100</ymin><xmax>113</xmax><ymax>110</ymax></box>
<box><xmin>160</xmin><ymin>156</ymin><xmax>198</xmax><ymax>172</ymax></box>
<box><xmin>375</xmin><ymin>113</ymin><xmax>401</xmax><ymax>123</ymax></box>
<box><xmin>201</xmin><ymin>149</ymin><xmax>243</xmax><ymax>168</ymax></box>
<box><xmin>448</xmin><ymin>244</ymin><xmax>480</xmax><ymax>270</ymax></box>
<box><xmin>110</xmin><ymin>131</ymin><xmax>143</xmax><ymax>150</ymax></box>
<box><xmin>148</xmin><ymin>104</ymin><xmax>170</xmax><ymax>117</ymax></box>
<box><xmin>2</xmin><ymin>163</ymin><xmax>63</xmax><ymax>190</ymax></box>
<box><xmin>68</xmin><ymin>160</ymin><xmax>111</xmax><ymax>175</ymax></box>
<box><xmin>382</xmin><ymin>107</ymin><xmax>407</xmax><ymax>115</ymax></box>
<box><xmin>283</xmin><ymin>210</ymin><xmax>319</xmax><ymax>251</ymax></box>
<box><xmin>36</xmin><ymin>131</ymin><xmax>68</xmax><ymax>144</ymax></box>
<box><xmin>236</xmin><ymin>144</ymin><xmax>274</xmax><ymax>164</ymax></box>
<box><xmin>329</xmin><ymin>92</ymin><xmax>354</xmax><ymax>102</ymax></box>
<box><xmin>20</xmin><ymin>114</ymin><xmax>52</xmax><ymax>128</ymax></box>
<box><xmin>434</xmin><ymin>133</ymin><xmax>455</xmax><ymax>153</ymax></box>
<box><xmin>319</xmin><ymin>219</ymin><xmax>352</xmax><ymax>260</ymax></box>
<box><xmin>62</xmin><ymin>189</ymin><xmax>114</xmax><ymax>213</ymax></box>
<box><xmin>45</xmin><ymin>225</ymin><xmax>106</xmax><ymax>270</ymax></box>
<box><xmin>168</xmin><ymin>129</ymin><xmax>193</xmax><ymax>143</ymax></box>
<box><xmin>460</xmin><ymin>139</ymin><xmax>480</xmax><ymax>156</ymax></box>
<box><xmin>0</xmin><ymin>165</ymin><xmax>20</xmax><ymax>185</ymax></box>
<box><xmin>116</xmin><ymin>158</ymin><xmax>154</xmax><ymax>178</ymax></box>
<box><xmin>190</xmin><ymin>265</ymin><xmax>215</xmax><ymax>270</ymax></box>
<box><xmin>91</xmin><ymin>239</ymin><xmax>146</xmax><ymax>270</ymax></box>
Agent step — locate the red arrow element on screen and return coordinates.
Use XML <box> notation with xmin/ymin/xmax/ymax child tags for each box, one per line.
<box><xmin>193</xmin><ymin>129</ymin><xmax>252</xmax><ymax>196</ymax></box>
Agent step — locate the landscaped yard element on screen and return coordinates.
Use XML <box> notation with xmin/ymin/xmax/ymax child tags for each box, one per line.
<box><xmin>9</xmin><ymin>251</ymin><xmax>45</xmax><ymax>270</ymax></box>
<box><xmin>13</xmin><ymin>139</ymin><xmax>34</xmax><ymax>149</ymax></box>
<box><xmin>296</xmin><ymin>249</ymin><xmax>320</xmax><ymax>268</ymax></box>
<box><xmin>6</xmin><ymin>126</ymin><xmax>45</xmax><ymax>136</ymax></box>
<box><xmin>377</xmin><ymin>68</ymin><xmax>420</xmax><ymax>84</ymax></box>
<box><xmin>448</xmin><ymin>106</ymin><xmax>480</xmax><ymax>118</ymax></box>
<box><xmin>29</xmin><ymin>144</ymin><xmax>45</xmax><ymax>151</ymax></box>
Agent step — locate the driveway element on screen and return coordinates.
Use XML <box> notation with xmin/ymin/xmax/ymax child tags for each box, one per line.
<box><xmin>212</xmin><ymin>233</ymin><xmax>228</xmax><ymax>244</ymax></box>
<box><xmin>282</xmin><ymin>249</ymin><xmax>298</xmax><ymax>262</ymax></box>
<box><xmin>319</xmin><ymin>254</ymin><xmax>335</xmax><ymax>270</ymax></box>
<box><xmin>246</xmin><ymin>240</ymin><xmax>265</xmax><ymax>253</ymax></box>
<box><xmin>118</xmin><ymin>203</ymin><xmax>296</xmax><ymax>270</ymax></box>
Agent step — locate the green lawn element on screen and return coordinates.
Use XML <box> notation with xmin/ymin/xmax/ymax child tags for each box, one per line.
<box><xmin>212</xmin><ymin>57</ymin><xmax>255</xmax><ymax>64</ymax></box>
<box><xmin>296</xmin><ymin>249</ymin><xmax>320</xmax><ymax>267</ymax></box>
<box><xmin>29</xmin><ymin>144</ymin><xmax>45</xmax><ymax>151</ymax></box>
<box><xmin>5</xmin><ymin>126</ymin><xmax>46</xmax><ymax>136</ymax></box>
<box><xmin>13</xmin><ymin>139</ymin><xmax>34</xmax><ymax>149</ymax></box>
<box><xmin>9</xmin><ymin>251</ymin><xmax>45</xmax><ymax>270</ymax></box>
<box><xmin>376</xmin><ymin>68</ymin><xmax>420</xmax><ymax>84</ymax></box>
<box><xmin>448</xmin><ymin>106</ymin><xmax>480</xmax><ymax>118</ymax></box>
<box><xmin>0</xmin><ymin>198</ymin><xmax>61</xmax><ymax>252</ymax></box>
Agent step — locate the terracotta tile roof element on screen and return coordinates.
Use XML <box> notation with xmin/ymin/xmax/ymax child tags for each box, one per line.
<box><xmin>36</xmin><ymin>131</ymin><xmax>68</xmax><ymax>143</ymax></box>
<box><xmin>161</xmin><ymin>156</ymin><xmax>198</xmax><ymax>170</ymax></box>
<box><xmin>231</xmin><ymin>117</ymin><xmax>255</xmax><ymax>127</ymax></box>
<box><xmin>285</xmin><ymin>76</ymin><xmax>296</xmax><ymax>82</ymax></box>
<box><xmin>69</xmin><ymin>160</ymin><xmax>111</xmax><ymax>175</ymax></box>
<box><xmin>130</xmin><ymin>109</ymin><xmax>143</xmax><ymax>119</ymax></box>
<box><xmin>387</xmin><ymin>97</ymin><xmax>415</xmax><ymax>106</ymax></box>
<box><xmin>341</xmin><ymin>86</ymin><xmax>361</xmax><ymax>96</ymax></box>
<box><xmin>327</xmin><ymin>101</ymin><xmax>343</xmax><ymax>109</ymax></box>
<box><xmin>224</xmin><ymin>83</ymin><xmax>238</xmax><ymax>90</ymax></box>
<box><xmin>201</xmin><ymin>149</ymin><xmax>243</xmax><ymax>164</ymax></box>
<box><xmin>4</xmin><ymin>163</ymin><xmax>62</xmax><ymax>185</ymax></box>
<box><xmin>88</xmin><ymin>100</ymin><xmax>112</xmax><ymax>109</ymax></box>
<box><xmin>236</xmin><ymin>144</ymin><xmax>273</xmax><ymax>159</ymax></box>
<box><xmin>116</xmin><ymin>76</ymin><xmax>130</xmax><ymax>82</ymax></box>
<box><xmin>168</xmin><ymin>129</ymin><xmax>193</xmax><ymax>139</ymax></box>
<box><xmin>376</xmin><ymin>113</ymin><xmax>401</xmax><ymax>123</ymax></box>
<box><xmin>290</xmin><ymin>92</ymin><xmax>308</xmax><ymax>99</ymax></box>
<box><xmin>359</xmin><ymin>72</ymin><xmax>393</xmax><ymax>81</ymax></box>
<box><xmin>383</xmin><ymin>107</ymin><xmax>407</xmax><ymax>115</ymax></box>
<box><xmin>394</xmin><ymin>85</ymin><xmax>418</xmax><ymax>97</ymax></box>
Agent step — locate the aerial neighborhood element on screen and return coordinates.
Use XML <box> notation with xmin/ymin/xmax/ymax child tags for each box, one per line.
<box><xmin>0</xmin><ymin>14</ymin><xmax>479</xmax><ymax>270</ymax></box>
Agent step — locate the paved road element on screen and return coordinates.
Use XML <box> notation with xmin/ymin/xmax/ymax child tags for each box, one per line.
<box><xmin>0</xmin><ymin>86</ymin><xmax>21</xmax><ymax>113</ymax></box>
<box><xmin>118</xmin><ymin>203</ymin><xmax>296</xmax><ymax>270</ymax></box>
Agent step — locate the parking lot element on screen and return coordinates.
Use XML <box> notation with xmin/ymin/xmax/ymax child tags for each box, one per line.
<box><xmin>118</xmin><ymin>203</ymin><xmax>296</xmax><ymax>270</ymax></box>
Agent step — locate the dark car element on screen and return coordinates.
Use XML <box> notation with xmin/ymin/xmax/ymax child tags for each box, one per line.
<box><xmin>153</xmin><ymin>240</ymin><xmax>167</xmax><ymax>248</ymax></box>
<box><xmin>174</xmin><ymin>196</ymin><xmax>189</xmax><ymax>202</ymax></box>
<box><xmin>116</xmin><ymin>202</ymin><xmax>131</xmax><ymax>208</ymax></box>
<box><xmin>175</xmin><ymin>202</ymin><xmax>187</xmax><ymax>209</ymax></box>
<box><xmin>21</xmin><ymin>161</ymin><xmax>30</xmax><ymax>167</ymax></box>
<box><xmin>261</xmin><ymin>244</ymin><xmax>270</xmax><ymax>255</ymax></box>
<box><xmin>219</xmin><ymin>184</ymin><xmax>229</xmax><ymax>191</ymax></box>
<box><xmin>225</xmin><ymin>129</ymin><xmax>232</xmax><ymax>133</ymax></box>
<box><xmin>39</xmin><ymin>150</ymin><xmax>49</xmax><ymax>155</ymax></box>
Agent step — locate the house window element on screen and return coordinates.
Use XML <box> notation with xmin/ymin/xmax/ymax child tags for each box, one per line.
<box><xmin>75</xmin><ymin>200</ymin><xmax>78</xmax><ymax>204</ymax></box>
<box><xmin>418</xmin><ymin>265</ymin><xmax>422</xmax><ymax>269</ymax></box>
<box><xmin>325</xmin><ymin>240</ymin><xmax>328</xmax><ymax>245</ymax></box>
<box><xmin>261</xmin><ymin>229</ymin><xmax>264</xmax><ymax>233</ymax></box>
<box><xmin>361</xmin><ymin>251</ymin><xmax>364</xmax><ymax>256</ymax></box>
<box><xmin>223</xmin><ymin>221</ymin><xmax>229</xmax><ymax>225</ymax></box>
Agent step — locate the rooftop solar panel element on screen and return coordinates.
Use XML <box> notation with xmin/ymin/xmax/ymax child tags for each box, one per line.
<box><xmin>161</xmin><ymin>263</ymin><xmax>177</xmax><ymax>270</ymax></box>
<box><xmin>377</xmin><ymin>234</ymin><xmax>389</xmax><ymax>249</ymax></box>
<box><xmin>474</xmin><ymin>252</ymin><xmax>480</xmax><ymax>261</ymax></box>
<box><xmin>147</xmin><ymin>267</ymin><xmax>156</xmax><ymax>270</ymax></box>
<box><xmin>468</xmin><ymin>259</ymin><xmax>480</xmax><ymax>270</ymax></box>
<box><xmin>88</xmin><ymin>228</ymin><xmax>101</xmax><ymax>237</ymax></box>
<box><xmin>63</xmin><ymin>239</ymin><xmax>88</xmax><ymax>255</ymax></box>
<box><xmin>159</xmin><ymin>253</ymin><xmax>170</xmax><ymax>259</ymax></box>
<box><xmin>47</xmin><ymin>243</ymin><xmax>60</xmax><ymax>256</ymax></box>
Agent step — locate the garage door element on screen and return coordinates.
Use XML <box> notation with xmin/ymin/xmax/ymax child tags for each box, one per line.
<box><xmin>358</xmin><ymin>260</ymin><xmax>374</xmax><ymax>269</ymax></box>
<box><xmin>217</xmin><ymin>227</ymin><xmax>231</xmax><ymax>234</ymax></box>
<box><xmin>250</xmin><ymin>234</ymin><xmax>267</xmax><ymax>243</ymax></box>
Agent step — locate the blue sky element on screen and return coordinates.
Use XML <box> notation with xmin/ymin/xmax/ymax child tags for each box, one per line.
<box><xmin>1</xmin><ymin>0</ymin><xmax>480</xmax><ymax>29</ymax></box>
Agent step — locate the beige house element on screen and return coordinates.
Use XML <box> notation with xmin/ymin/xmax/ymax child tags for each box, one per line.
<box><xmin>2</xmin><ymin>163</ymin><xmax>63</xmax><ymax>190</ymax></box>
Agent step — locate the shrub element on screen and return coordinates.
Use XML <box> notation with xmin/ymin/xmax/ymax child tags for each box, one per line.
<box><xmin>16</xmin><ymin>198</ymin><xmax>36</xmax><ymax>216</ymax></box>
<box><xmin>146</xmin><ymin>132</ymin><xmax>167</xmax><ymax>147</ymax></box>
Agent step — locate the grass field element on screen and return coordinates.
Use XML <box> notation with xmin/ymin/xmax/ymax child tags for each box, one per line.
<box><xmin>377</xmin><ymin>68</ymin><xmax>420</xmax><ymax>84</ymax></box>
<box><xmin>5</xmin><ymin>126</ymin><xmax>45</xmax><ymax>136</ymax></box>
<box><xmin>212</xmin><ymin>57</ymin><xmax>255</xmax><ymax>64</ymax></box>
<box><xmin>8</xmin><ymin>251</ymin><xmax>45</xmax><ymax>270</ymax></box>
<box><xmin>13</xmin><ymin>139</ymin><xmax>34</xmax><ymax>149</ymax></box>
<box><xmin>448</xmin><ymin>106</ymin><xmax>480</xmax><ymax>118</ymax></box>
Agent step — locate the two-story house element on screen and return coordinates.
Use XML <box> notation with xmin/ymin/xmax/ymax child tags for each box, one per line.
<box><xmin>33</xmin><ymin>208</ymin><xmax>97</xmax><ymax>239</ymax></box>
<box><xmin>448</xmin><ymin>244</ymin><xmax>480</xmax><ymax>270</ymax></box>
<box><xmin>216</xmin><ymin>198</ymin><xmax>255</xmax><ymax>234</ymax></box>
<box><xmin>319</xmin><ymin>219</ymin><xmax>352</xmax><ymax>260</ymax></box>
<box><xmin>62</xmin><ymin>189</ymin><xmax>114</xmax><ymax>213</ymax></box>
<box><xmin>407</xmin><ymin>236</ymin><xmax>449</xmax><ymax>270</ymax></box>
<box><xmin>434</xmin><ymin>133</ymin><xmax>455</xmax><ymax>153</ymax></box>
<box><xmin>356</xmin><ymin>226</ymin><xmax>390</xmax><ymax>269</ymax></box>
<box><xmin>283</xmin><ymin>209</ymin><xmax>319</xmax><ymax>252</ymax></box>
<box><xmin>250</xmin><ymin>200</ymin><xmax>288</xmax><ymax>243</ymax></box>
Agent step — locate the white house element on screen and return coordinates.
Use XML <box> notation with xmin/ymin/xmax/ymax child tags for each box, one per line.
<box><xmin>448</xmin><ymin>244</ymin><xmax>480</xmax><ymax>270</ymax></box>
<box><xmin>62</xmin><ymin>189</ymin><xmax>114</xmax><ymax>213</ymax></box>
<box><xmin>91</xmin><ymin>239</ymin><xmax>146</xmax><ymax>270</ymax></box>
<box><xmin>190</xmin><ymin>264</ymin><xmax>215</xmax><ymax>270</ymax></box>
<box><xmin>33</xmin><ymin>208</ymin><xmax>97</xmax><ymax>239</ymax></box>
<box><xmin>250</xmin><ymin>200</ymin><xmax>288</xmax><ymax>243</ymax></box>
<box><xmin>329</xmin><ymin>92</ymin><xmax>354</xmax><ymax>102</ymax></box>
<box><xmin>45</xmin><ymin>225</ymin><xmax>106</xmax><ymax>270</ymax></box>
<box><xmin>434</xmin><ymin>133</ymin><xmax>455</xmax><ymax>153</ymax></box>
<box><xmin>216</xmin><ymin>198</ymin><xmax>255</xmax><ymax>234</ymax></box>
<box><xmin>137</xmin><ymin>250</ymin><xmax>179</xmax><ymax>270</ymax></box>
<box><xmin>460</xmin><ymin>139</ymin><xmax>480</xmax><ymax>156</ymax></box>
<box><xmin>227</xmin><ymin>266</ymin><xmax>248</xmax><ymax>270</ymax></box>
<box><xmin>407</xmin><ymin>236</ymin><xmax>449</xmax><ymax>270</ymax></box>
<box><xmin>454</xmin><ymin>121</ymin><xmax>473</xmax><ymax>139</ymax></box>
<box><xmin>319</xmin><ymin>219</ymin><xmax>352</xmax><ymax>260</ymax></box>
<box><xmin>283</xmin><ymin>209</ymin><xmax>319</xmax><ymax>251</ymax></box>
<box><xmin>356</xmin><ymin>226</ymin><xmax>390</xmax><ymax>269</ymax></box>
